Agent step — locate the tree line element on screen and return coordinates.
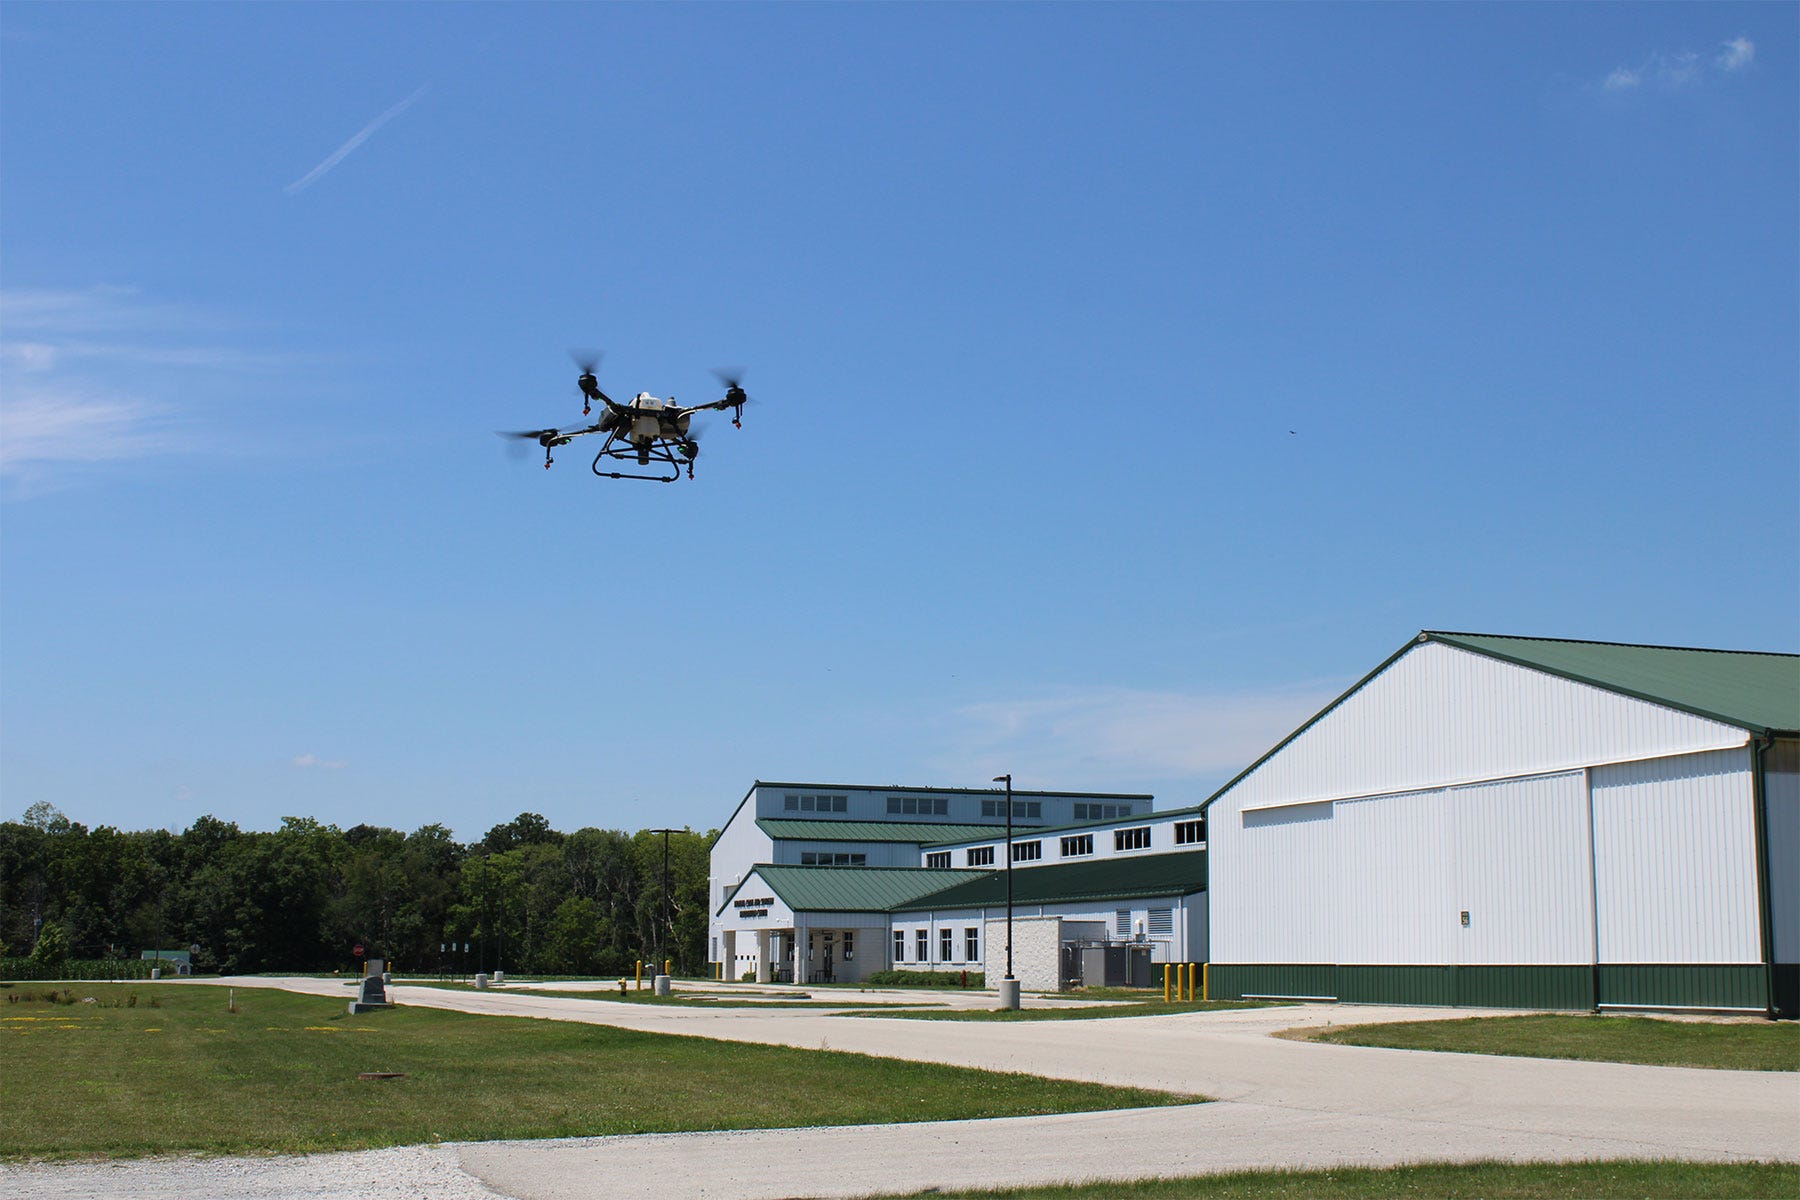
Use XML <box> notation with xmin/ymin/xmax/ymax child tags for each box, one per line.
<box><xmin>0</xmin><ymin>803</ymin><xmax>715</xmax><ymax>977</ymax></box>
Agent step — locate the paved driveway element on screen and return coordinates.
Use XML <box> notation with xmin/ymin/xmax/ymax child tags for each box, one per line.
<box><xmin>8</xmin><ymin>976</ymin><xmax>1796</xmax><ymax>1199</ymax></box>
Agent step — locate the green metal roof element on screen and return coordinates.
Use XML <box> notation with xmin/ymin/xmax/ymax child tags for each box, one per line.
<box><xmin>755</xmin><ymin>781</ymin><xmax>1153</xmax><ymax>800</ymax></box>
<box><xmin>1201</xmin><ymin>630</ymin><xmax>1800</xmax><ymax>815</ymax></box>
<box><xmin>756</xmin><ymin>819</ymin><xmax>1014</xmax><ymax>844</ymax></box>
<box><xmin>1428</xmin><ymin>632</ymin><xmax>1800</xmax><ymax>735</ymax></box>
<box><xmin>922</xmin><ymin>804</ymin><xmax>1207</xmax><ymax>847</ymax></box>
<box><xmin>724</xmin><ymin>865</ymin><xmax>973</xmax><ymax>915</ymax></box>
<box><xmin>892</xmin><ymin>850</ymin><xmax>1207</xmax><ymax>912</ymax></box>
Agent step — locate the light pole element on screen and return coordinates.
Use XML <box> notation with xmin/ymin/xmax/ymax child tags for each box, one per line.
<box><xmin>649</xmin><ymin>828</ymin><xmax>679</xmax><ymax>975</ymax></box>
<box><xmin>993</xmin><ymin>774</ymin><xmax>1020</xmax><ymax>1009</ymax></box>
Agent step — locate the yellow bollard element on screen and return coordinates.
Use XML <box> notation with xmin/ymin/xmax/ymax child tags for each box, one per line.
<box><xmin>635</xmin><ymin>960</ymin><xmax>643</xmax><ymax>991</ymax></box>
<box><xmin>1163</xmin><ymin>963</ymin><xmax>1172</xmax><ymax>1003</ymax></box>
<box><xmin>1203</xmin><ymin>962</ymin><xmax>1211</xmax><ymax>1001</ymax></box>
<box><xmin>1186</xmin><ymin>962</ymin><xmax>1197</xmax><ymax>1002</ymax></box>
<box><xmin>664</xmin><ymin>959</ymin><xmax>671</xmax><ymax>977</ymax></box>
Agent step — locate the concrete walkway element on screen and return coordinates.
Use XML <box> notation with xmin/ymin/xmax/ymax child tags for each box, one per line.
<box><xmin>8</xmin><ymin>976</ymin><xmax>1796</xmax><ymax>1199</ymax></box>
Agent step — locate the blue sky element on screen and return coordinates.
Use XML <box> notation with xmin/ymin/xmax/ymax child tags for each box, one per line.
<box><xmin>2</xmin><ymin>3</ymin><xmax>1795</xmax><ymax>840</ymax></box>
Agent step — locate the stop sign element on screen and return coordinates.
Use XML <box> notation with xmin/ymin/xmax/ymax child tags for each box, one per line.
<box><xmin>353</xmin><ymin>944</ymin><xmax>365</xmax><ymax>957</ymax></box>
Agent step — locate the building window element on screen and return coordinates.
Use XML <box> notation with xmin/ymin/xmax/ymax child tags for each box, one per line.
<box><xmin>1011</xmin><ymin>840</ymin><xmax>1042</xmax><ymax>862</ymax></box>
<box><xmin>940</xmin><ymin>928</ymin><xmax>954</xmax><ymax>961</ymax></box>
<box><xmin>965</xmin><ymin>927</ymin><xmax>979</xmax><ymax>961</ymax></box>
<box><xmin>916</xmin><ymin>929</ymin><xmax>929</xmax><ymax>961</ymax></box>
<box><xmin>1174</xmin><ymin>819</ymin><xmax>1206</xmax><ymax>845</ymax></box>
<box><xmin>981</xmin><ymin>799</ymin><xmax>1042</xmax><ymax>819</ymax></box>
<box><xmin>925</xmin><ymin>851</ymin><xmax>951</xmax><ymax>869</ymax></box>
<box><xmin>893</xmin><ymin>930</ymin><xmax>905</xmax><ymax>962</ymax></box>
<box><xmin>1073</xmin><ymin>802</ymin><xmax>1128</xmax><ymax>821</ymax></box>
<box><xmin>1115</xmin><ymin>909</ymin><xmax>1132</xmax><ymax>937</ymax></box>
<box><xmin>800</xmin><ymin>851</ymin><xmax>865</xmax><ymax>866</ymax></box>
<box><xmin>1149</xmin><ymin>908</ymin><xmax>1174</xmax><ymax>938</ymax></box>
<box><xmin>966</xmin><ymin>846</ymin><xmax>995</xmax><ymax>867</ymax></box>
<box><xmin>888</xmin><ymin>796</ymin><xmax>949</xmax><ymax>816</ymax></box>
<box><xmin>786</xmin><ymin>793</ymin><xmax>846</xmax><ymax>813</ymax></box>
<box><xmin>1114</xmin><ymin>826</ymin><xmax>1151</xmax><ymax>852</ymax></box>
<box><xmin>1060</xmin><ymin>834</ymin><xmax>1094</xmax><ymax>857</ymax></box>
<box><xmin>843</xmin><ymin>932</ymin><xmax>854</xmax><ymax>959</ymax></box>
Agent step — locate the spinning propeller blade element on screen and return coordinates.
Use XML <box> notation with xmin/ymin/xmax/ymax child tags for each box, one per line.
<box><xmin>710</xmin><ymin>369</ymin><xmax>750</xmax><ymax>425</ymax></box>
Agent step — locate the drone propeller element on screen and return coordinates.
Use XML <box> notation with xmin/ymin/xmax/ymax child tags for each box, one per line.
<box><xmin>570</xmin><ymin>350</ymin><xmax>606</xmax><ymax>415</ymax></box>
<box><xmin>498</xmin><ymin>427</ymin><xmax>561</xmax><ymax>443</ymax></box>
<box><xmin>498</xmin><ymin>427</ymin><xmax>570</xmax><ymax>469</ymax></box>
<box><xmin>710</xmin><ymin>369</ymin><xmax>750</xmax><ymax>427</ymax></box>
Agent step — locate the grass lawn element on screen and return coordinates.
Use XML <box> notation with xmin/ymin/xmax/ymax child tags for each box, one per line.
<box><xmin>849</xmin><ymin>1000</ymin><xmax>1285</xmax><ymax>1022</ymax></box>
<box><xmin>875</xmin><ymin>1160</ymin><xmax>1800</xmax><ymax>1199</ymax></box>
<box><xmin>1293</xmin><ymin>1013</ymin><xmax>1799</xmax><ymax>1072</ymax></box>
<box><xmin>0</xmin><ymin>982</ymin><xmax>1194</xmax><ymax>1159</ymax></box>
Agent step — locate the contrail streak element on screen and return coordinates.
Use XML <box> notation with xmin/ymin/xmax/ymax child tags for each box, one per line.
<box><xmin>284</xmin><ymin>84</ymin><xmax>429</xmax><ymax>195</ymax></box>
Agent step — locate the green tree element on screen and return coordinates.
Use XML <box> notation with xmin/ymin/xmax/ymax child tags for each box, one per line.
<box><xmin>27</xmin><ymin>921</ymin><xmax>70</xmax><ymax>969</ymax></box>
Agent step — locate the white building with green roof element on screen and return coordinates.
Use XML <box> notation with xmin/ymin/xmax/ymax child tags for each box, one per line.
<box><xmin>1203</xmin><ymin>631</ymin><xmax>1800</xmax><ymax>1016</ymax></box>
<box><xmin>708</xmin><ymin>781</ymin><xmax>1155</xmax><ymax>983</ymax></box>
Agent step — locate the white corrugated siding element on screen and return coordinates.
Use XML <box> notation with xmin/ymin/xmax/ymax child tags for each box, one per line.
<box><xmin>1327</xmin><ymin>772</ymin><xmax>1592</xmax><ymax>965</ymax></box>
<box><xmin>1336</xmin><ymin>788</ymin><xmax>1455</xmax><ymax>964</ymax></box>
<box><xmin>1591</xmin><ymin>747</ymin><xmax>1760</xmax><ymax>964</ymax></box>
<box><xmin>1211</xmin><ymin>801</ymin><xmax>1336</xmax><ymax>963</ymax></box>
<box><xmin>1763</xmin><ymin>738</ymin><xmax>1800</xmax><ymax>963</ymax></box>
<box><xmin>1449</xmin><ymin>772</ymin><xmax>1593</xmax><ymax>965</ymax></box>
<box><xmin>1224</xmin><ymin>641</ymin><xmax>1749</xmax><ymax>812</ymax></box>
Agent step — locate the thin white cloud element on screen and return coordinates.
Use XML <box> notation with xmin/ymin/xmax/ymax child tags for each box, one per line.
<box><xmin>932</xmin><ymin>681</ymin><xmax>1342</xmax><ymax>792</ymax></box>
<box><xmin>1601</xmin><ymin>39</ymin><xmax>1756</xmax><ymax>95</ymax></box>
<box><xmin>290</xmin><ymin>754</ymin><xmax>348</xmax><ymax>770</ymax></box>
<box><xmin>285</xmin><ymin>84</ymin><xmax>429</xmax><ymax>195</ymax></box>
<box><xmin>1718</xmin><ymin>37</ymin><xmax>1755</xmax><ymax>72</ymax></box>
<box><xmin>0</xmin><ymin>285</ymin><xmax>272</xmax><ymax>486</ymax></box>
<box><xmin>0</xmin><ymin>388</ymin><xmax>187</xmax><ymax>470</ymax></box>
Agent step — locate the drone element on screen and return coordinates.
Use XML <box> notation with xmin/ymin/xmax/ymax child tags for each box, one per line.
<box><xmin>502</xmin><ymin>355</ymin><xmax>749</xmax><ymax>481</ymax></box>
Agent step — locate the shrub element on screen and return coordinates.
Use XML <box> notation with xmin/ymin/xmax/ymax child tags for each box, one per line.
<box><xmin>864</xmin><ymin>969</ymin><xmax>985</xmax><ymax>988</ymax></box>
<box><xmin>25</xmin><ymin>925</ymin><xmax>70</xmax><ymax>970</ymax></box>
<box><xmin>0</xmin><ymin>957</ymin><xmax>176</xmax><ymax>982</ymax></box>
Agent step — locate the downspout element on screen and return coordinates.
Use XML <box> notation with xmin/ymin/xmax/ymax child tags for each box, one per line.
<box><xmin>1750</xmin><ymin>733</ymin><xmax>1778</xmax><ymax>1019</ymax></box>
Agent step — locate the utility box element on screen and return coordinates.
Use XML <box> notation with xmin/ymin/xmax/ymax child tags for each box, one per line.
<box><xmin>1073</xmin><ymin>942</ymin><xmax>1155</xmax><ymax>988</ymax></box>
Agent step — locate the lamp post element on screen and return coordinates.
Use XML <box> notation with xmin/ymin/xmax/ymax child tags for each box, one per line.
<box><xmin>649</xmin><ymin>828</ymin><xmax>679</xmax><ymax>977</ymax></box>
<box><xmin>993</xmin><ymin>774</ymin><xmax>1020</xmax><ymax>1010</ymax></box>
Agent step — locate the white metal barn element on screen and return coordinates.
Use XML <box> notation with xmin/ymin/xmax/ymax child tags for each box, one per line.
<box><xmin>1204</xmin><ymin>632</ymin><xmax>1800</xmax><ymax>1016</ymax></box>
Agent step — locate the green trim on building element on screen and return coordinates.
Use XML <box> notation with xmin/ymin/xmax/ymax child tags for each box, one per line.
<box><xmin>1210</xmin><ymin>963</ymin><xmax>1769</xmax><ymax>1012</ymax></box>
<box><xmin>720</xmin><ymin>865</ymin><xmax>971</xmax><ymax>916</ymax></box>
<box><xmin>756</xmin><ymin>819</ymin><xmax>1014</xmax><ymax>844</ymax></box>
<box><xmin>1771</xmin><ymin>964</ymin><xmax>1799</xmax><ymax>1021</ymax></box>
<box><xmin>1199</xmin><ymin>630</ymin><xmax>1800</xmax><ymax>816</ymax></box>
<box><xmin>1427</xmin><ymin>633</ymin><xmax>1800</xmax><ymax>737</ymax></box>
<box><xmin>755</xmin><ymin>780</ymin><xmax>1154</xmax><ymax>801</ymax></box>
<box><xmin>1454</xmin><ymin>966</ymin><xmax>1595</xmax><ymax>1010</ymax></box>
<box><xmin>891</xmin><ymin>849</ymin><xmax>1207</xmax><ymax>912</ymax></box>
<box><xmin>924</xmin><ymin>804</ymin><xmax>1207</xmax><ymax>847</ymax></box>
<box><xmin>1597</xmin><ymin>964</ymin><xmax>1768</xmax><ymax>1011</ymax></box>
<box><xmin>1209</xmin><ymin>963</ymin><xmax>1337</xmax><ymax>1001</ymax></box>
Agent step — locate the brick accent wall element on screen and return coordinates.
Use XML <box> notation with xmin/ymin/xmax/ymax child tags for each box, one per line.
<box><xmin>985</xmin><ymin>915</ymin><xmax>1062</xmax><ymax>992</ymax></box>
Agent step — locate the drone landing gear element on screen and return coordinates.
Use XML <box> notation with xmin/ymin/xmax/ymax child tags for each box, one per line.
<box><xmin>591</xmin><ymin>433</ymin><xmax>689</xmax><ymax>482</ymax></box>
